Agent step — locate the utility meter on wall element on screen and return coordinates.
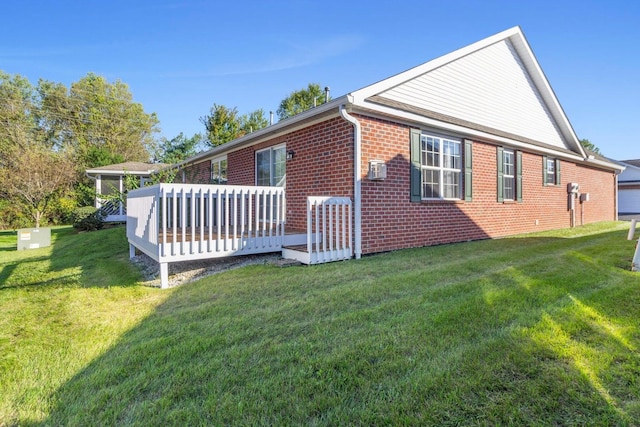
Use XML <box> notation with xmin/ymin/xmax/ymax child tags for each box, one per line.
<box><xmin>567</xmin><ymin>183</ymin><xmax>580</xmax><ymax>194</ymax></box>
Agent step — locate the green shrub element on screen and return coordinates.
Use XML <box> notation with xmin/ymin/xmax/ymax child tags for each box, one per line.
<box><xmin>0</xmin><ymin>199</ymin><xmax>31</xmax><ymax>230</ymax></box>
<box><xmin>71</xmin><ymin>206</ymin><xmax>105</xmax><ymax>231</ymax></box>
<box><xmin>47</xmin><ymin>196</ymin><xmax>78</xmax><ymax>225</ymax></box>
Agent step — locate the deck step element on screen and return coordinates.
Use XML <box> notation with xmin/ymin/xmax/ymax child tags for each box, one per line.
<box><xmin>282</xmin><ymin>246</ymin><xmax>352</xmax><ymax>265</ymax></box>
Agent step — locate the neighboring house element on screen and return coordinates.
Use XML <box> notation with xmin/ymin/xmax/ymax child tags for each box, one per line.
<box><xmin>127</xmin><ymin>26</ymin><xmax>622</xmax><ymax>288</ymax></box>
<box><xmin>86</xmin><ymin>162</ymin><xmax>167</xmax><ymax>222</ymax></box>
<box><xmin>616</xmin><ymin>159</ymin><xmax>640</xmax><ymax>215</ymax></box>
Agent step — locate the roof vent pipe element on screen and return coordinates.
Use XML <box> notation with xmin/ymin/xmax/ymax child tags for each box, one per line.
<box><xmin>324</xmin><ymin>86</ymin><xmax>330</xmax><ymax>103</ymax></box>
<box><xmin>269</xmin><ymin>111</ymin><xmax>274</xmax><ymax>126</ymax></box>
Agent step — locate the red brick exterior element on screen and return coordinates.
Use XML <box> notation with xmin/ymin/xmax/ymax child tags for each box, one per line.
<box><xmin>180</xmin><ymin>113</ymin><xmax>617</xmax><ymax>256</ymax></box>
<box><xmin>180</xmin><ymin>160</ymin><xmax>211</xmax><ymax>184</ymax></box>
<box><xmin>225</xmin><ymin>119</ymin><xmax>354</xmax><ymax>230</ymax></box>
<box><xmin>358</xmin><ymin>116</ymin><xmax>616</xmax><ymax>254</ymax></box>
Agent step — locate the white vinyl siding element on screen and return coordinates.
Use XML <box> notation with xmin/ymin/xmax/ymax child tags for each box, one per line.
<box><xmin>619</xmin><ymin>164</ymin><xmax>640</xmax><ymax>182</ymax></box>
<box><xmin>619</xmin><ymin>189</ymin><xmax>640</xmax><ymax>214</ymax></box>
<box><xmin>381</xmin><ymin>39</ymin><xmax>566</xmax><ymax>149</ymax></box>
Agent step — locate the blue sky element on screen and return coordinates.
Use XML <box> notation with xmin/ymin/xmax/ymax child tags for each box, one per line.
<box><xmin>2</xmin><ymin>0</ymin><xmax>639</xmax><ymax>160</ymax></box>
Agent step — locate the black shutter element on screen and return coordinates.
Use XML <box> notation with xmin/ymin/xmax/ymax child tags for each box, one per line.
<box><xmin>497</xmin><ymin>147</ymin><xmax>504</xmax><ymax>203</ymax></box>
<box><xmin>410</xmin><ymin>129</ymin><xmax>422</xmax><ymax>202</ymax></box>
<box><xmin>516</xmin><ymin>150</ymin><xmax>523</xmax><ymax>203</ymax></box>
<box><xmin>464</xmin><ymin>140</ymin><xmax>473</xmax><ymax>201</ymax></box>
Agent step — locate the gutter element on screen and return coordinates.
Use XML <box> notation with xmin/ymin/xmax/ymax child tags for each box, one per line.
<box><xmin>583</xmin><ymin>155</ymin><xmax>625</xmax><ymax>173</ymax></box>
<box><xmin>174</xmin><ymin>95</ymin><xmax>350</xmax><ymax>169</ymax></box>
<box><xmin>339</xmin><ymin>103</ymin><xmax>362</xmax><ymax>260</ymax></box>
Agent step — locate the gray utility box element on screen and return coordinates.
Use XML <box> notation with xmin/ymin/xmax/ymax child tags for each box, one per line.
<box><xmin>17</xmin><ymin>227</ymin><xmax>51</xmax><ymax>250</ymax></box>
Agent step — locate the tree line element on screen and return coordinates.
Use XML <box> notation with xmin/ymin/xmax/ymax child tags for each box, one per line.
<box><xmin>1</xmin><ymin>67</ymin><xmax>600</xmax><ymax>230</ymax></box>
<box><xmin>0</xmin><ymin>69</ymin><xmax>329</xmax><ymax>229</ymax></box>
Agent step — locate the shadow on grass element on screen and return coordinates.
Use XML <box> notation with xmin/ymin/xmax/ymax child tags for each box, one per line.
<box><xmin>0</xmin><ymin>229</ymin><xmax>17</xmax><ymax>251</ymax></box>
<box><xmin>37</xmin><ymin>229</ymin><xmax>640</xmax><ymax>425</ymax></box>
<box><xmin>0</xmin><ymin>225</ymin><xmax>142</xmax><ymax>290</ymax></box>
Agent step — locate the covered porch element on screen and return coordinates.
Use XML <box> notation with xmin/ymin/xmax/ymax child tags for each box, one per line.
<box><xmin>126</xmin><ymin>183</ymin><xmax>353</xmax><ymax>288</ymax></box>
<box><xmin>86</xmin><ymin>162</ymin><xmax>167</xmax><ymax>222</ymax></box>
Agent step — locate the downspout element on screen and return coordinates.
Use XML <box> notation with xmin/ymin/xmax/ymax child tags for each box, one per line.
<box><xmin>615</xmin><ymin>171</ymin><xmax>620</xmax><ymax>221</ymax></box>
<box><xmin>339</xmin><ymin>104</ymin><xmax>362</xmax><ymax>259</ymax></box>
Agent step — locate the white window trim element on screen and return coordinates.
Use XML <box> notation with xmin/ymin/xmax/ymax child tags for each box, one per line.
<box><xmin>420</xmin><ymin>134</ymin><xmax>462</xmax><ymax>200</ymax></box>
<box><xmin>503</xmin><ymin>149</ymin><xmax>515</xmax><ymax>201</ymax></box>
<box><xmin>255</xmin><ymin>144</ymin><xmax>286</xmax><ymax>187</ymax></box>
<box><xmin>545</xmin><ymin>158</ymin><xmax>556</xmax><ymax>185</ymax></box>
<box><xmin>210</xmin><ymin>155</ymin><xmax>227</xmax><ymax>184</ymax></box>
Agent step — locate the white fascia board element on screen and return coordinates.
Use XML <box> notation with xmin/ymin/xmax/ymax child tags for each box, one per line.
<box><xmin>85</xmin><ymin>169</ymin><xmax>155</xmax><ymax>175</ymax></box>
<box><xmin>586</xmin><ymin>157</ymin><xmax>626</xmax><ymax>172</ymax></box>
<box><xmin>175</xmin><ymin>96</ymin><xmax>350</xmax><ymax>168</ymax></box>
<box><xmin>350</xmin><ymin>26</ymin><xmax>523</xmax><ymax>104</ymax></box>
<box><xmin>352</xmin><ymin>100</ymin><xmax>585</xmax><ymax>162</ymax></box>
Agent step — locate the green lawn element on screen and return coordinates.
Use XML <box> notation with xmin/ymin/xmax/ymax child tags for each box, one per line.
<box><xmin>1</xmin><ymin>223</ymin><xmax>639</xmax><ymax>426</ymax></box>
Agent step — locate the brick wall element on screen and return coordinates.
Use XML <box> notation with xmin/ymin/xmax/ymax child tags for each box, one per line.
<box><xmin>285</xmin><ymin>118</ymin><xmax>354</xmax><ymax>230</ymax></box>
<box><xmin>359</xmin><ymin>116</ymin><xmax>616</xmax><ymax>254</ymax></box>
<box><xmin>178</xmin><ymin>113</ymin><xmax>616</xmax><ymax>256</ymax></box>
<box><xmin>180</xmin><ymin>160</ymin><xmax>211</xmax><ymax>184</ymax></box>
<box><xmin>226</xmin><ymin>118</ymin><xmax>354</xmax><ymax>231</ymax></box>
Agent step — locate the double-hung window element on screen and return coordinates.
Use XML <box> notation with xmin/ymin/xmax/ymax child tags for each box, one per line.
<box><xmin>420</xmin><ymin>134</ymin><xmax>462</xmax><ymax>199</ymax></box>
<box><xmin>256</xmin><ymin>144</ymin><xmax>286</xmax><ymax>187</ymax></box>
<box><xmin>210</xmin><ymin>156</ymin><xmax>227</xmax><ymax>184</ymax></box>
<box><xmin>497</xmin><ymin>147</ymin><xmax>523</xmax><ymax>202</ymax></box>
<box><xmin>543</xmin><ymin>156</ymin><xmax>561</xmax><ymax>186</ymax></box>
<box><xmin>502</xmin><ymin>149</ymin><xmax>515</xmax><ymax>201</ymax></box>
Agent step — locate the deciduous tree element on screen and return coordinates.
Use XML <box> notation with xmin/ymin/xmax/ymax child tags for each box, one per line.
<box><xmin>0</xmin><ymin>145</ymin><xmax>76</xmax><ymax>228</ymax></box>
<box><xmin>201</xmin><ymin>104</ymin><xmax>268</xmax><ymax>147</ymax></box>
<box><xmin>156</xmin><ymin>132</ymin><xmax>204</xmax><ymax>164</ymax></box>
<box><xmin>276</xmin><ymin>83</ymin><xmax>329</xmax><ymax>120</ymax></box>
<box><xmin>0</xmin><ymin>70</ymin><xmax>159</xmax><ymax>227</ymax></box>
<box><xmin>38</xmin><ymin>73</ymin><xmax>159</xmax><ymax>169</ymax></box>
<box><xmin>580</xmin><ymin>138</ymin><xmax>601</xmax><ymax>155</ymax></box>
<box><xmin>0</xmin><ymin>72</ymin><xmax>76</xmax><ymax>227</ymax></box>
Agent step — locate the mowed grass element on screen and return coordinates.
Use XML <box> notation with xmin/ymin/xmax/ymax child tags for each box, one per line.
<box><xmin>0</xmin><ymin>226</ymin><xmax>168</xmax><ymax>425</ymax></box>
<box><xmin>1</xmin><ymin>222</ymin><xmax>640</xmax><ymax>426</ymax></box>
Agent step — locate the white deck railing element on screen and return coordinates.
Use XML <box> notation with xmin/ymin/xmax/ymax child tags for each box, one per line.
<box><xmin>127</xmin><ymin>184</ymin><xmax>286</xmax><ymax>286</ymax></box>
<box><xmin>306</xmin><ymin>196</ymin><xmax>353</xmax><ymax>264</ymax></box>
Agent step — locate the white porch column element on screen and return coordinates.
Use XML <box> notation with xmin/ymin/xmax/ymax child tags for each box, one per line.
<box><xmin>119</xmin><ymin>175</ymin><xmax>124</xmax><ymax>216</ymax></box>
<box><xmin>160</xmin><ymin>263</ymin><xmax>169</xmax><ymax>289</ymax></box>
<box><xmin>95</xmin><ymin>174</ymin><xmax>101</xmax><ymax>209</ymax></box>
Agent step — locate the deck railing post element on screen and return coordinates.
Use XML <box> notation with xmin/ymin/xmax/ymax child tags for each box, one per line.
<box><xmin>128</xmin><ymin>184</ymin><xmax>288</xmax><ymax>286</ymax></box>
<box><xmin>307</xmin><ymin>198</ymin><xmax>312</xmax><ymax>255</ymax></box>
<box><xmin>304</xmin><ymin>196</ymin><xmax>353</xmax><ymax>264</ymax></box>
